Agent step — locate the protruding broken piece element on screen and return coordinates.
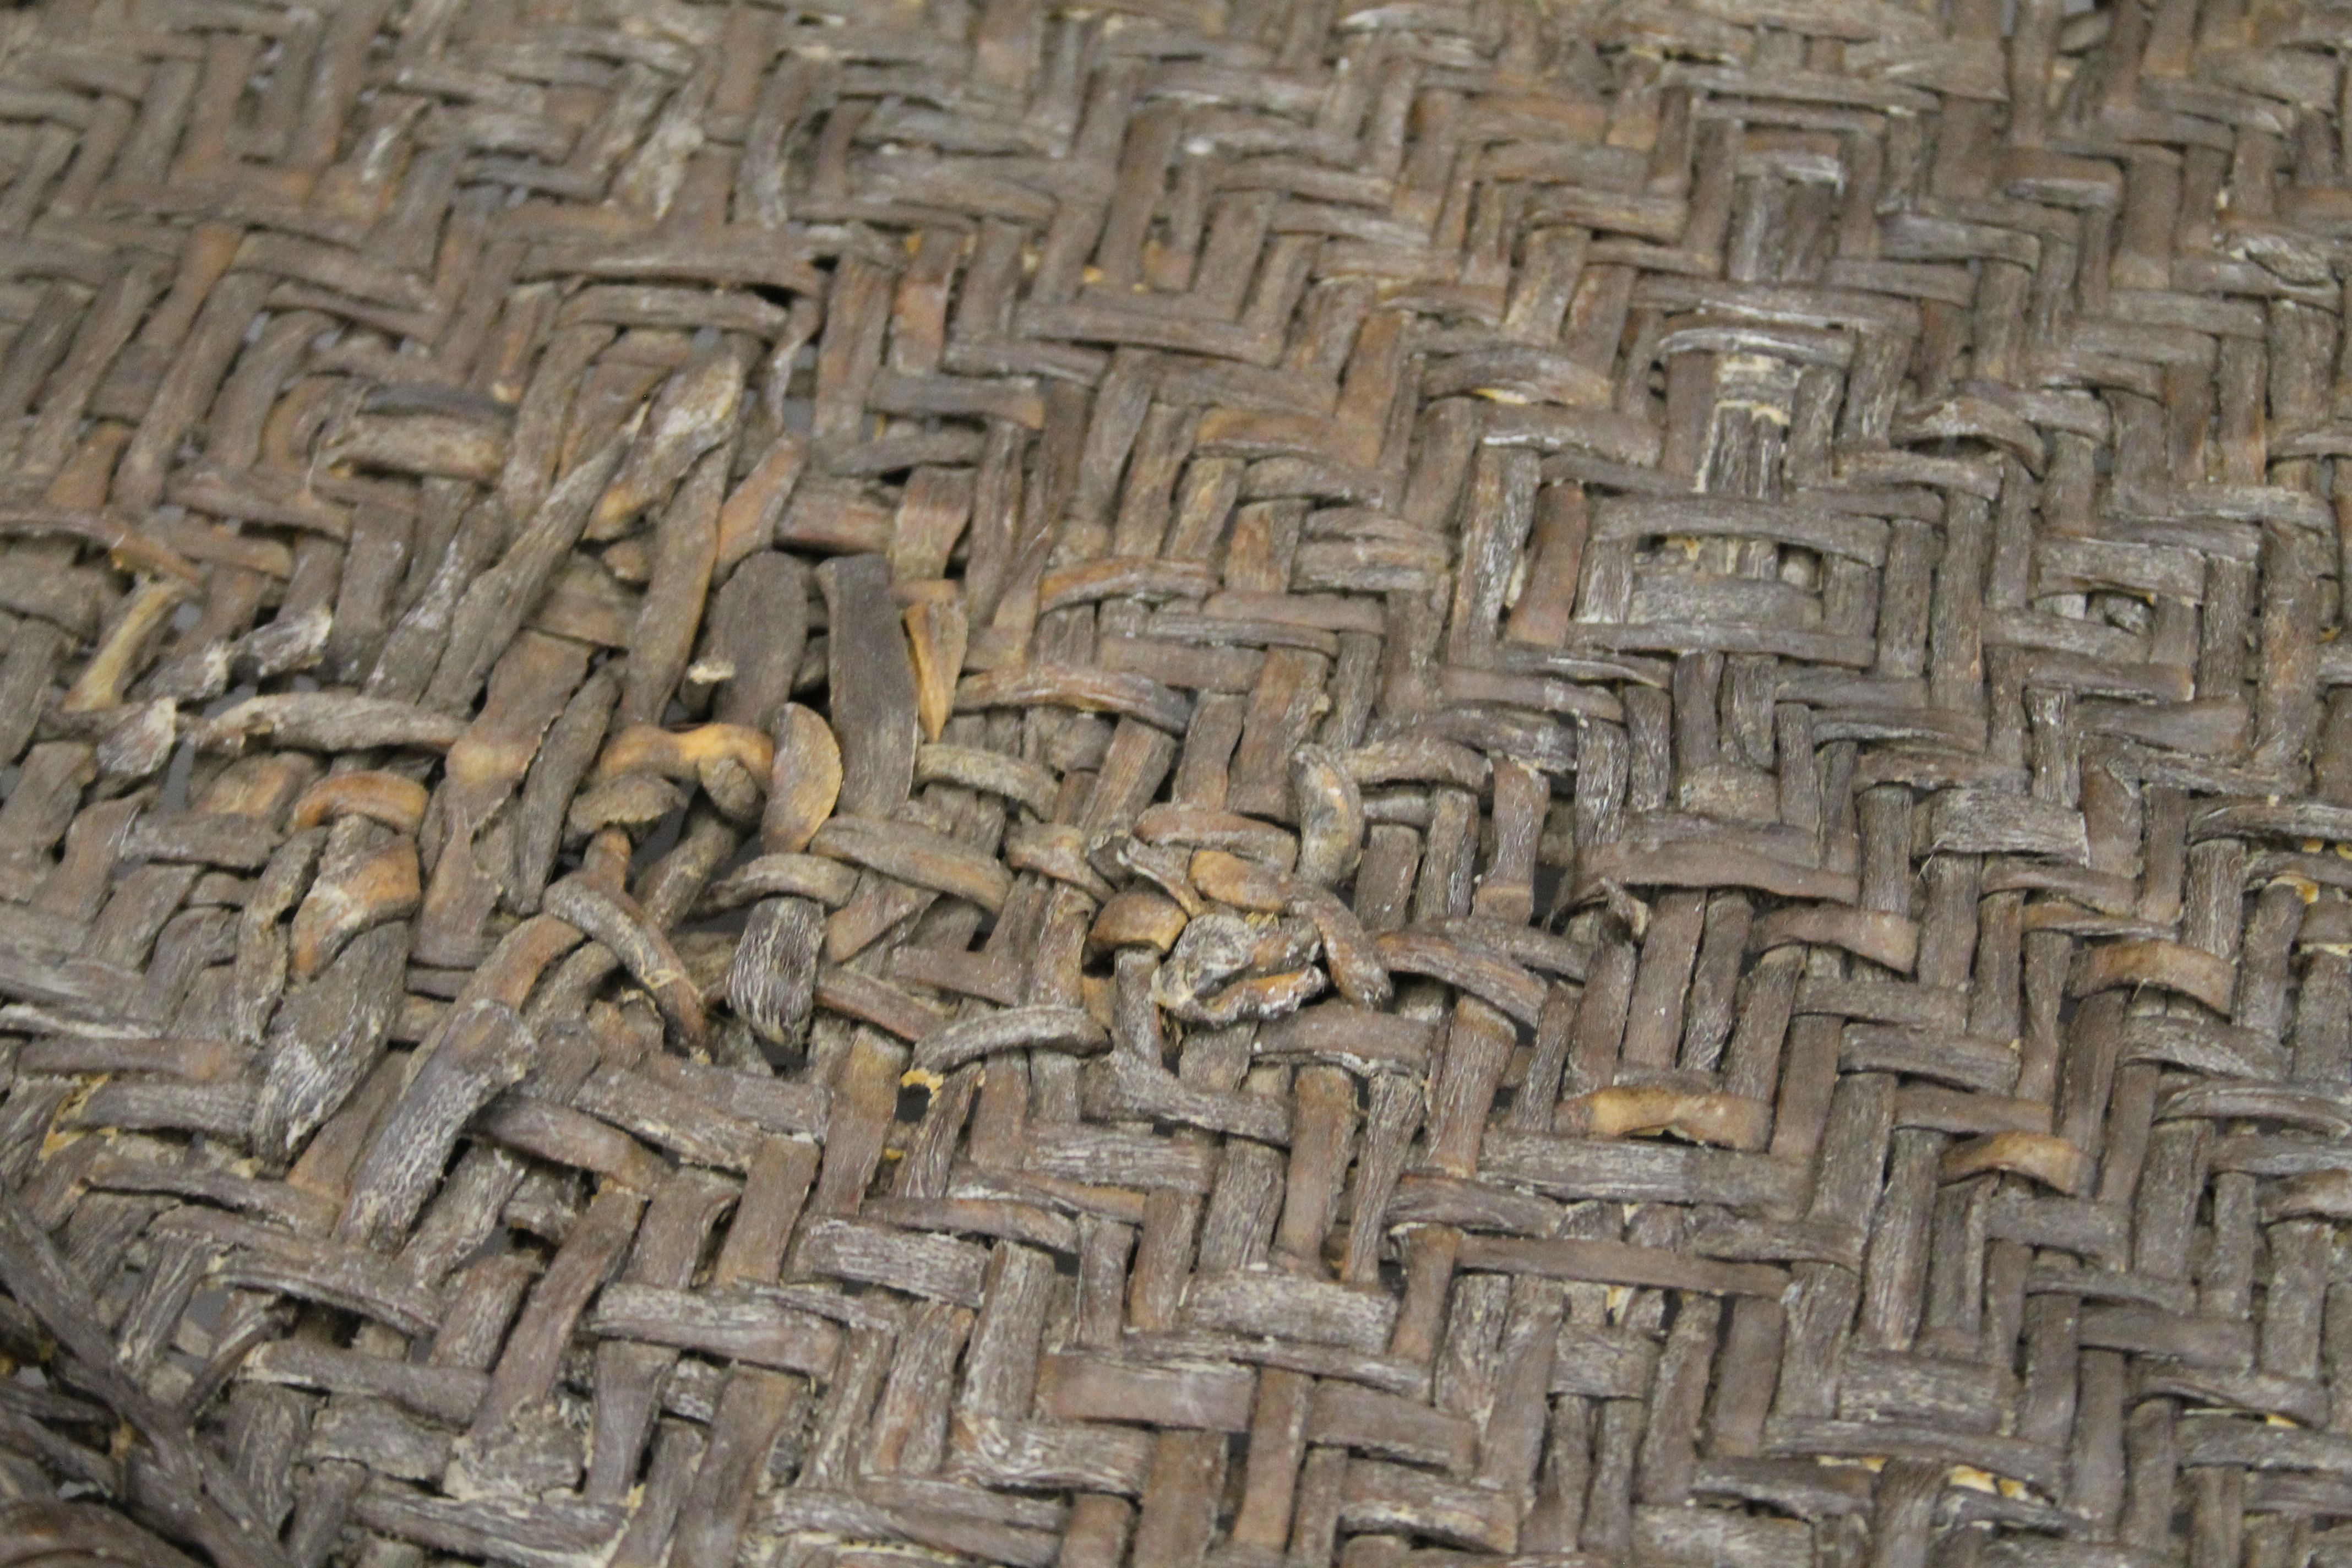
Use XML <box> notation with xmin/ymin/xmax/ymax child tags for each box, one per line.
<box><xmin>763</xmin><ymin>704</ymin><xmax>843</xmax><ymax>854</ymax></box>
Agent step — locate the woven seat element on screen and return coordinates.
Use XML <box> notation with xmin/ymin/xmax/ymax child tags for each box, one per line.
<box><xmin>1</xmin><ymin>0</ymin><xmax>2349</xmax><ymax>1563</ymax></box>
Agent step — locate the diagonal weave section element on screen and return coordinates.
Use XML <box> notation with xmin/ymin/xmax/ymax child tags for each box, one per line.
<box><xmin>0</xmin><ymin>0</ymin><xmax>2350</xmax><ymax>1564</ymax></box>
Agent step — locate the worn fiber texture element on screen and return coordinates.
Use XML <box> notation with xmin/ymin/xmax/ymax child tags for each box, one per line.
<box><xmin>0</xmin><ymin>0</ymin><xmax>2349</xmax><ymax>1564</ymax></box>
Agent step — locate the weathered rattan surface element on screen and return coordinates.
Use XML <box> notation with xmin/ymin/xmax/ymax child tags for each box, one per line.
<box><xmin>2</xmin><ymin>0</ymin><xmax>2351</xmax><ymax>1564</ymax></box>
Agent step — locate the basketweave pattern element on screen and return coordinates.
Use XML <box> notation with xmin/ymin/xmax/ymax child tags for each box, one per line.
<box><xmin>0</xmin><ymin>0</ymin><xmax>2348</xmax><ymax>1564</ymax></box>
